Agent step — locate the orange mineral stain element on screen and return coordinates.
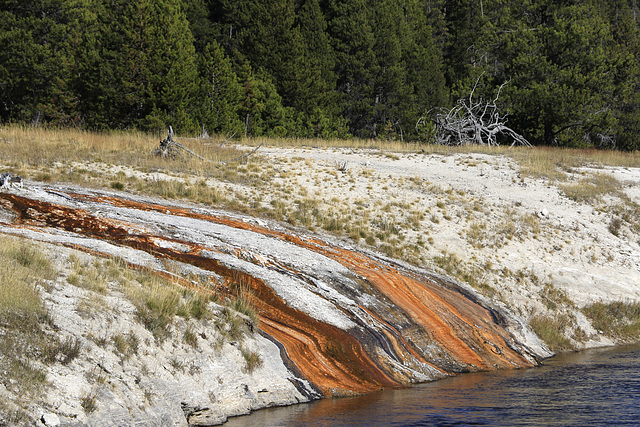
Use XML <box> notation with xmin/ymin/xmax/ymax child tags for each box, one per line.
<box><xmin>0</xmin><ymin>190</ymin><xmax>537</xmax><ymax>397</ymax></box>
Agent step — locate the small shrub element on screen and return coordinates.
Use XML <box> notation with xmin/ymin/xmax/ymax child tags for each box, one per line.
<box><xmin>81</xmin><ymin>393</ymin><xmax>97</xmax><ymax>413</ymax></box>
<box><xmin>608</xmin><ymin>217</ymin><xmax>622</xmax><ymax>237</ymax></box>
<box><xmin>240</xmin><ymin>347</ymin><xmax>263</xmax><ymax>373</ymax></box>
<box><xmin>110</xmin><ymin>181</ymin><xmax>125</xmax><ymax>190</ymax></box>
<box><xmin>58</xmin><ymin>336</ymin><xmax>82</xmax><ymax>365</ymax></box>
<box><xmin>112</xmin><ymin>334</ymin><xmax>129</xmax><ymax>356</ymax></box>
<box><xmin>529</xmin><ymin>314</ymin><xmax>573</xmax><ymax>352</ymax></box>
<box><xmin>183</xmin><ymin>327</ymin><xmax>198</xmax><ymax>348</ymax></box>
<box><xmin>217</xmin><ymin>307</ymin><xmax>246</xmax><ymax>341</ymax></box>
<box><xmin>169</xmin><ymin>357</ymin><xmax>185</xmax><ymax>372</ymax></box>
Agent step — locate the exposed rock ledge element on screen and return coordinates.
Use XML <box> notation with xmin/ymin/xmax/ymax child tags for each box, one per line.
<box><xmin>0</xmin><ymin>184</ymin><xmax>549</xmax><ymax>426</ymax></box>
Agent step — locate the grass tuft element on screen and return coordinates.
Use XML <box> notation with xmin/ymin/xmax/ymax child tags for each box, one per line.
<box><xmin>583</xmin><ymin>301</ymin><xmax>640</xmax><ymax>339</ymax></box>
<box><xmin>240</xmin><ymin>346</ymin><xmax>263</xmax><ymax>373</ymax></box>
<box><xmin>529</xmin><ymin>314</ymin><xmax>574</xmax><ymax>352</ymax></box>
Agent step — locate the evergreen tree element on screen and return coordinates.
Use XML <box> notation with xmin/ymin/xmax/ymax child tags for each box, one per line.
<box><xmin>605</xmin><ymin>0</ymin><xmax>640</xmax><ymax>151</ymax></box>
<box><xmin>78</xmin><ymin>0</ymin><xmax>199</xmax><ymax>132</ymax></box>
<box><xmin>370</xmin><ymin>0</ymin><xmax>407</xmax><ymax>138</ymax></box>
<box><xmin>197</xmin><ymin>40</ymin><xmax>243</xmax><ymax>134</ymax></box>
<box><xmin>209</xmin><ymin>0</ymin><xmax>334</xmax><ymax>118</ymax></box>
<box><xmin>500</xmin><ymin>1</ymin><xmax>624</xmax><ymax>147</ymax></box>
<box><xmin>182</xmin><ymin>0</ymin><xmax>217</xmax><ymax>54</ymax></box>
<box><xmin>0</xmin><ymin>0</ymin><xmax>78</xmax><ymax>125</ymax></box>
<box><xmin>324</xmin><ymin>0</ymin><xmax>377</xmax><ymax>137</ymax></box>
<box><xmin>236</xmin><ymin>62</ymin><xmax>293</xmax><ymax>137</ymax></box>
<box><xmin>294</xmin><ymin>0</ymin><xmax>337</xmax><ymax>116</ymax></box>
<box><xmin>373</xmin><ymin>0</ymin><xmax>448</xmax><ymax>140</ymax></box>
<box><xmin>441</xmin><ymin>0</ymin><xmax>493</xmax><ymax>98</ymax></box>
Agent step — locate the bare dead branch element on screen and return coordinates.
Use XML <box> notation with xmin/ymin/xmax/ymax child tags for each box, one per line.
<box><xmin>153</xmin><ymin>127</ymin><xmax>262</xmax><ymax>164</ymax></box>
<box><xmin>417</xmin><ymin>79</ymin><xmax>531</xmax><ymax>147</ymax></box>
<box><xmin>219</xmin><ymin>141</ymin><xmax>264</xmax><ymax>165</ymax></box>
<box><xmin>218</xmin><ymin>131</ymin><xmax>237</xmax><ymax>148</ymax></box>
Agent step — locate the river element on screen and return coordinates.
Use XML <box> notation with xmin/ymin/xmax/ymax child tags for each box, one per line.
<box><xmin>224</xmin><ymin>344</ymin><xmax>640</xmax><ymax>426</ymax></box>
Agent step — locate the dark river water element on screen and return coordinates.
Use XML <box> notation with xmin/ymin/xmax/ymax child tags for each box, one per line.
<box><xmin>224</xmin><ymin>344</ymin><xmax>640</xmax><ymax>427</ymax></box>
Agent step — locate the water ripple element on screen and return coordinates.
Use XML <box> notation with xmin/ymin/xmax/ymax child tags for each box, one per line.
<box><xmin>225</xmin><ymin>344</ymin><xmax>640</xmax><ymax>427</ymax></box>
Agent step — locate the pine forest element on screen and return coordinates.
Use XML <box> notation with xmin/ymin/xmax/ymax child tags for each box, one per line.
<box><xmin>2</xmin><ymin>0</ymin><xmax>640</xmax><ymax>150</ymax></box>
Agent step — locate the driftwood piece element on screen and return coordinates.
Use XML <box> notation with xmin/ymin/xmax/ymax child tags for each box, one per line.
<box><xmin>217</xmin><ymin>131</ymin><xmax>237</xmax><ymax>148</ymax></box>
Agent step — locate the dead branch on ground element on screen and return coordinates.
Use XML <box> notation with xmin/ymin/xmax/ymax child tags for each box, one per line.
<box><xmin>153</xmin><ymin>127</ymin><xmax>260</xmax><ymax>164</ymax></box>
<box><xmin>421</xmin><ymin>77</ymin><xmax>531</xmax><ymax>147</ymax></box>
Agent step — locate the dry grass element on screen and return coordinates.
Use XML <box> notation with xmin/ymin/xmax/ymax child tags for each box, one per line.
<box><xmin>0</xmin><ymin>236</ymin><xmax>56</xmax><ymax>395</ymax></box>
<box><xmin>4</xmin><ymin>125</ymin><xmax>636</xmax><ymax>183</ymax></box>
<box><xmin>559</xmin><ymin>173</ymin><xmax>623</xmax><ymax>204</ymax></box>
<box><xmin>2</xmin><ymin>125</ymin><xmax>637</xmax><ymax>268</ymax></box>
<box><xmin>510</xmin><ymin>146</ymin><xmax>640</xmax><ymax>181</ymax></box>
<box><xmin>0</xmin><ymin>125</ymin><xmax>242</xmax><ymax>169</ymax></box>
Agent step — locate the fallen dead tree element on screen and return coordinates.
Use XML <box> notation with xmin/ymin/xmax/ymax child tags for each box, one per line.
<box><xmin>153</xmin><ymin>126</ymin><xmax>262</xmax><ymax>164</ymax></box>
<box><xmin>420</xmin><ymin>78</ymin><xmax>531</xmax><ymax>147</ymax></box>
<box><xmin>153</xmin><ymin>126</ymin><xmax>200</xmax><ymax>160</ymax></box>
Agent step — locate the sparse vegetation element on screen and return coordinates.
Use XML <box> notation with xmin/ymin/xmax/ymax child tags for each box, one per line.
<box><xmin>0</xmin><ymin>236</ymin><xmax>56</xmax><ymax>395</ymax></box>
<box><xmin>539</xmin><ymin>281</ymin><xmax>575</xmax><ymax>312</ymax></box>
<box><xmin>432</xmin><ymin>252</ymin><xmax>498</xmax><ymax>297</ymax></box>
<box><xmin>608</xmin><ymin>217</ymin><xmax>623</xmax><ymax>237</ymax></box>
<box><xmin>183</xmin><ymin>326</ymin><xmax>198</xmax><ymax>348</ymax></box>
<box><xmin>560</xmin><ymin>173</ymin><xmax>622</xmax><ymax>204</ymax></box>
<box><xmin>529</xmin><ymin>314</ymin><xmax>574</xmax><ymax>352</ymax></box>
<box><xmin>583</xmin><ymin>301</ymin><xmax>640</xmax><ymax>339</ymax></box>
<box><xmin>81</xmin><ymin>393</ymin><xmax>97</xmax><ymax>413</ymax></box>
<box><xmin>111</xmin><ymin>331</ymin><xmax>139</xmax><ymax>359</ymax></box>
<box><xmin>240</xmin><ymin>346</ymin><xmax>263</xmax><ymax>373</ymax></box>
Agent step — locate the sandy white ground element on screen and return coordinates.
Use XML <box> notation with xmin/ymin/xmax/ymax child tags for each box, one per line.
<box><xmin>250</xmin><ymin>146</ymin><xmax>640</xmax><ymax>346</ymax></box>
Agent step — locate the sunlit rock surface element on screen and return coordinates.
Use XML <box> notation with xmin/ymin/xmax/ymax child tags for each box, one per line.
<box><xmin>0</xmin><ymin>184</ymin><xmax>547</xmax><ymax>424</ymax></box>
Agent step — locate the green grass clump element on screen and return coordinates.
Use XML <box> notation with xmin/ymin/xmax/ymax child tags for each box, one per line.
<box><xmin>177</xmin><ymin>292</ymin><xmax>210</xmax><ymax>320</ymax></box>
<box><xmin>583</xmin><ymin>301</ymin><xmax>640</xmax><ymax>339</ymax></box>
<box><xmin>127</xmin><ymin>281</ymin><xmax>181</xmax><ymax>341</ymax></box>
<box><xmin>120</xmin><ymin>268</ymin><xmax>213</xmax><ymax>341</ymax></box>
<box><xmin>529</xmin><ymin>314</ymin><xmax>574</xmax><ymax>352</ymax></box>
<box><xmin>67</xmin><ymin>255</ymin><xmax>110</xmax><ymax>294</ymax></box>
